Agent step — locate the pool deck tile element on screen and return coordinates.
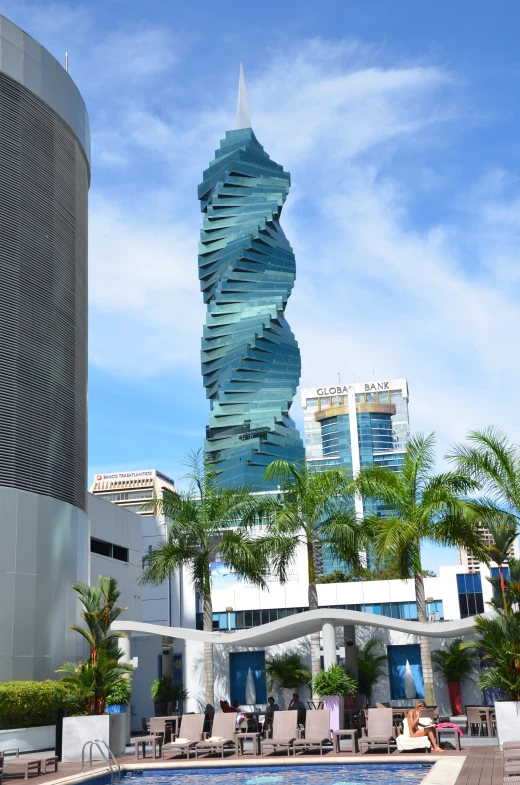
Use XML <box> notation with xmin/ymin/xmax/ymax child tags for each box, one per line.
<box><xmin>6</xmin><ymin>744</ymin><xmax>501</xmax><ymax>785</ymax></box>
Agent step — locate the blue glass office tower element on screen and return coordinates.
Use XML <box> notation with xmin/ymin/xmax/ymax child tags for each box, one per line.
<box><xmin>198</xmin><ymin>68</ymin><xmax>304</xmax><ymax>488</ymax></box>
<box><xmin>301</xmin><ymin>379</ymin><xmax>410</xmax><ymax>573</ymax></box>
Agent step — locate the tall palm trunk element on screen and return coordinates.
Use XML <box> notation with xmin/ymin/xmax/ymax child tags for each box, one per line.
<box><xmin>499</xmin><ymin>564</ymin><xmax>508</xmax><ymax>613</ymax></box>
<box><xmin>414</xmin><ymin>572</ymin><xmax>435</xmax><ymax>706</ymax></box>
<box><xmin>307</xmin><ymin>539</ymin><xmax>321</xmax><ymax>688</ymax></box>
<box><xmin>202</xmin><ymin>593</ymin><xmax>214</xmax><ymax>706</ymax></box>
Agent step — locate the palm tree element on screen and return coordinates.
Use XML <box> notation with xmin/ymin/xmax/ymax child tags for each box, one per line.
<box><xmin>431</xmin><ymin>639</ymin><xmax>477</xmax><ymax>714</ymax></box>
<box><xmin>58</xmin><ymin>650</ymin><xmax>133</xmax><ymax>715</ymax></box>
<box><xmin>481</xmin><ymin>514</ymin><xmax>519</xmax><ymax>610</ymax></box>
<box><xmin>56</xmin><ymin>576</ymin><xmax>133</xmax><ymax>714</ymax></box>
<box><xmin>356</xmin><ymin>638</ymin><xmax>388</xmax><ymax>705</ymax></box>
<box><xmin>463</xmin><ymin>556</ymin><xmax>520</xmax><ymax>702</ymax></box>
<box><xmin>259</xmin><ymin>460</ymin><xmax>369</xmax><ymax>680</ymax></box>
<box><xmin>139</xmin><ymin>450</ymin><xmax>267</xmax><ymax>706</ymax></box>
<box><xmin>448</xmin><ymin>427</ymin><xmax>520</xmax><ymax>606</ymax></box>
<box><xmin>352</xmin><ymin>433</ymin><xmax>487</xmax><ymax>705</ymax></box>
<box><xmin>70</xmin><ymin>576</ymin><xmax>128</xmax><ymax>663</ymax></box>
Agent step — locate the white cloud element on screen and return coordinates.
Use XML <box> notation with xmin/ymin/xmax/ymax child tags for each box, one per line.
<box><xmin>82</xmin><ymin>35</ymin><xmax>520</xmax><ymax>458</ymax></box>
<box><xmin>88</xmin><ymin>197</ymin><xmax>204</xmax><ymax>376</ymax></box>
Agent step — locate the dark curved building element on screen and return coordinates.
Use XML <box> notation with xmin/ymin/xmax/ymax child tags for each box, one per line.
<box><xmin>198</xmin><ymin>69</ymin><xmax>304</xmax><ymax>488</ymax></box>
<box><xmin>0</xmin><ymin>15</ymin><xmax>90</xmax><ymax>680</ymax></box>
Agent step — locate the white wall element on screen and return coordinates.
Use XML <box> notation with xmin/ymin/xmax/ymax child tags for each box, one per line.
<box><xmin>87</xmin><ymin>493</ymin><xmax>142</xmax><ymax>623</ymax></box>
<box><xmin>0</xmin><ymin>487</ymin><xmax>89</xmax><ymax>681</ymax></box>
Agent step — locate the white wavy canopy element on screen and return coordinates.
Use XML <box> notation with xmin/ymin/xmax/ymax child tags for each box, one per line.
<box><xmin>112</xmin><ymin>608</ymin><xmax>486</xmax><ymax>645</ymax></box>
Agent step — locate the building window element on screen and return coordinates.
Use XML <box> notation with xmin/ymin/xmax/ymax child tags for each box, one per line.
<box><xmin>90</xmin><ymin>538</ymin><xmax>129</xmax><ymax>563</ymax></box>
<box><xmin>96</xmin><ymin>489</ymin><xmax>154</xmax><ymax>502</ymax></box>
<box><xmin>457</xmin><ymin>573</ymin><xmax>484</xmax><ymax>618</ymax></box>
<box><xmin>195</xmin><ymin>600</ymin><xmax>444</xmax><ymax>631</ymax></box>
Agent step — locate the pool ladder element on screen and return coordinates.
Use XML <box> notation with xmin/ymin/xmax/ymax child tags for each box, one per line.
<box><xmin>82</xmin><ymin>739</ymin><xmax>122</xmax><ymax>783</ymax></box>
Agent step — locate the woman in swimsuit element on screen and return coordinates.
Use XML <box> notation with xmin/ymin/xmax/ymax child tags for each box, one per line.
<box><xmin>407</xmin><ymin>700</ymin><xmax>444</xmax><ymax>752</ymax></box>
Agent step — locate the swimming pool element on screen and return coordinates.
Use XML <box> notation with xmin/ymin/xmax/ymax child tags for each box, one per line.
<box><xmin>114</xmin><ymin>763</ymin><xmax>430</xmax><ymax>785</ymax></box>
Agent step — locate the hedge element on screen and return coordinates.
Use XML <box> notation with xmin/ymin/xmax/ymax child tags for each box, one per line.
<box><xmin>0</xmin><ymin>681</ymin><xmax>71</xmax><ymax>730</ymax></box>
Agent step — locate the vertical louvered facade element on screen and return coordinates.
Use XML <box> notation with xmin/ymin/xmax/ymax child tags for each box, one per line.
<box><xmin>0</xmin><ymin>16</ymin><xmax>90</xmax><ymax>681</ymax></box>
<box><xmin>0</xmin><ymin>16</ymin><xmax>90</xmax><ymax>511</ymax></box>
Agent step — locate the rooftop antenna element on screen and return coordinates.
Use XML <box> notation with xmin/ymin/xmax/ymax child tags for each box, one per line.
<box><xmin>65</xmin><ymin>52</ymin><xmax>69</xmax><ymax>73</ymax></box>
<box><xmin>337</xmin><ymin>372</ymin><xmax>341</xmax><ymax>384</ymax></box>
<box><xmin>236</xmin><ymin>62</ymin><xmax>252</xmax><ymax>129</ymax></box>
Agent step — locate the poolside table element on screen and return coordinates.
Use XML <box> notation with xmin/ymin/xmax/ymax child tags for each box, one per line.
<box><xmin>435</xmin><ymin>726</ymin><xmax>461</xmax><ymax>751</ymax></box>
<box><xmin>237</xmin><ymin>732</ymin><xmax>261</xmax><ymax>756</ymax></box>
<box><xmin>333</xmin><ymin>729</ymin><xmax>359</xmax><ymax>754</ymax></box>
<box><xmin>134</xmin><ymin>734</ymin><xmax>164</xmax><ymax>759</ymax></box>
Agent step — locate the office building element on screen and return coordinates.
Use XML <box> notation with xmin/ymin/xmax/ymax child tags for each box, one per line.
<box><xmin>459</xmin><ymin>522</ymin><xmax>519</xmax><ymax>573</ymax></box>
<box><xmin>90</xmin><ymin>469</ymin><xmax>176</xmax><ymax>515</ymax></box>
<box><xmin>0</xmin><ymin>16</ymin><xmax>90</xmax><ymax>680</ymax></box>
<box><xmin>301</xmin><ymin>378</ymin><xmax>410</xmax><ymax>475</ymax></box>
<box><xmin>301</xmin><ymin>378</ymin><xmax>410</xmax><ymax>573</ymax></box>
<box><xmin>90</xmin><ymin>469</ymin><xmax>179</xmax><ymax>625</ymax></box>
<box><xmin>198</xmin><ymin>66</ymin><xmax>304</xmax><ymax>489</ymax></box>
<box><xmin>90</xmin><ymin>469</ymin><xmax>194</xmax><ymax>719</ymax></box>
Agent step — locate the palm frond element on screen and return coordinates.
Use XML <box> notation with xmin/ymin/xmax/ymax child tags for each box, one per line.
<box><xmin>448</xmin><ymin>427</ymin><xmax>520</xmax><ymax>511</ymax></box>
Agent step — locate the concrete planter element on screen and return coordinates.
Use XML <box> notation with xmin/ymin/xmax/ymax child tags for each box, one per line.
<box><xmin>0</xmin><ymin>726</ymin><xmax>55</xmax><ymax>753</ymax></box>
<box><xmin>62</xmin><ymin>715</ymin><xmax>126</xmax><ymax>762</ymax></box>
<box><xmin>322</xmin><ymin>695</ymin><xmax>342</xmax><ymax>731</ymax></box>
<box><xmin>494</xmin><ymin>701</ymin><xmax>520</xmax><ymax>749</ymax></box>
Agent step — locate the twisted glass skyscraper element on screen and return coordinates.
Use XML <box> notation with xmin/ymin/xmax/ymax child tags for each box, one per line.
<box><xmin>198</xmin><ymin>67</ymin><xmax>304</xmax><ymax>488</ymax></box>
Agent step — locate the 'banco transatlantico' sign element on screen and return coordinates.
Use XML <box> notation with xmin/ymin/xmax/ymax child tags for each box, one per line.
<box><xmin>95</xmin><ymin>470</ymin><xmax>154</xmax><ymax>482</ymax></box>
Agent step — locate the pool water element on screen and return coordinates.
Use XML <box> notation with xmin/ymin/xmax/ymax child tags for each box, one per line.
<box><xmin>123</xmin><ymin>763</ymin><xmax>429</xmax><ymax>785</ymax></box>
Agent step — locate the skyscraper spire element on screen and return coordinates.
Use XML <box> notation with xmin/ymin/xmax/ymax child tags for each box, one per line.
<box><xmin>236</xmin><ymin>62</ymin><xmax>252</xmax><ymax>129</ymax></box>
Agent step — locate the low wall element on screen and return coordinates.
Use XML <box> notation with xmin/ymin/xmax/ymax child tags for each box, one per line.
<box><xmin>0</xmin><ymin>725</ymin><xmax>55</xmax><ymax>752</ymax></box>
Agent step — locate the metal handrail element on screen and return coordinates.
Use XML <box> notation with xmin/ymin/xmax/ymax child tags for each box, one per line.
<box><xmin>81</xmin><ymin>739</ymin><xmax>121</xmax><ymax>783</ymax></box>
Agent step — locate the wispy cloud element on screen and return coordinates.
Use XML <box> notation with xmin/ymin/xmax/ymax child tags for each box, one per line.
<box><xmin>5</xmin><ymin>2</ymin><xmax>518</xmax><ymax>471</ymax></box>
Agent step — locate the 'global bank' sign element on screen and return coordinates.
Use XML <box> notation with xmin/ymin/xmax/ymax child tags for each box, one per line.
<box><xmin>316</xmin><ymin>381</ymin><xmax>390</xmax><ymax>396</ymax></box>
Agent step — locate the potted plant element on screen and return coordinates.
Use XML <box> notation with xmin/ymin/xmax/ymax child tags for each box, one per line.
<box><xmin>57</xmin><ymin>577</ymin><xmax>133</xmax><ymax>761</ymax></box>
<box><xmin>151</xmin><ymin>677</ymin><xmax>188</xmax><ymax>716</ymax></box>
<box><xmin>469</xmin><ymin>557</ymin><xmax>520</xmax><ymax>747</ymax></box>
<box><xmin>431</xmin><ymin>639</ymin><xmax>477</xmax><ymax>715</ymax></box>
<box><xmin>105</xmin><ymin>679</ymin><xmax>132</xmax><ymax>714</ymax></box>
<box><xmin>356</xmin><ymin>638</ymin><xmax>388</xmax><ymax>708</ymax></box>
<box><xmin>265</xmin><ymin>653</ymin><xmax>311</xmax><ymax>709</ymax></box>
<box><xmin>311</xmin><ymin>664</ymin><xmax>357</xmax><ymax>731</ymax></box>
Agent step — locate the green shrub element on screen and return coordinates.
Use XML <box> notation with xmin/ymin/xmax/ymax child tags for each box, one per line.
<box><xmin>106</xmin><ymin>679</ymin><xmax>132</xmax><ymax>706</ymax></box>
<box><xmin>311</xmin><ymin>665</ymin><xmax>358</xmax><ymax>698</ymax></box>
<box><xmin>0</xmin><ymin>681</ymin><xmax>72</xmax><ymax>730</ymax></box>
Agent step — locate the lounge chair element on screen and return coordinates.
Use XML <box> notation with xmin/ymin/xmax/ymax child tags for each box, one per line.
<box><xmin>12</xmin><ymin>753</ymin><xmax>58</xmax><ymax>774</ymax></box>
<box><xmin>261</xmin><ymin>710</ymin><xmax>298</xmax><ymax>757</ymax></box>
<box><xmin>162</xmin><ymin>713</ymin><xmax>205</xmax><ymax>759</ymax></box>
<box><xmin>396</xmin><ymin>717</ymin><xmax>431</xmax><ymax>753</ymax></box>
<box><xmin>1</xmin><ymin>752</ymin><xmax>42</xmax><ymax>780</ymax></box>
<box><xmin>293</xmin><ymin>710</ymin><xmax>331</xmax><ymax>756</ymax></box>
<box><xmin>359</xmin><ymin>708</ymin><xmax>396</xmax><ymax>754</ymax></box>
<box><xmin>195</xmin><ymin>712</ymin><xmax>238</xmax><ymax>758</ymax></box>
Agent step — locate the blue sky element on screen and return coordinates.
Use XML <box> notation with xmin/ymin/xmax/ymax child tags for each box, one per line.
<box><xmin>5</xmin><ymin>0</ymin><xmax>520</xmax><ymax>571</ymax></box>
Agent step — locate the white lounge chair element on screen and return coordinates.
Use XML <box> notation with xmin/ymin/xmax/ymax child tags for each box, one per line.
<box><xmin>396</xmin><ymin>717</ymin><xmax>431</xmax><ymax>753</ymax></box>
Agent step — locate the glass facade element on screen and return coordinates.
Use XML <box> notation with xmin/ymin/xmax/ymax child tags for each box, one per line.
<box><xmin>301</xmin><ymin>381</ymin><xmax>410</xmax><ymax>574</ymax></box>
<box><xmin>196</xmin><ymin>599</ymin><xmax>443</xmax><ymax>630</ymax></box>
<box><xmin>198</xmin><ymin>128</ymin><xmax>304</xmax><ymax>488</ymax></box>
